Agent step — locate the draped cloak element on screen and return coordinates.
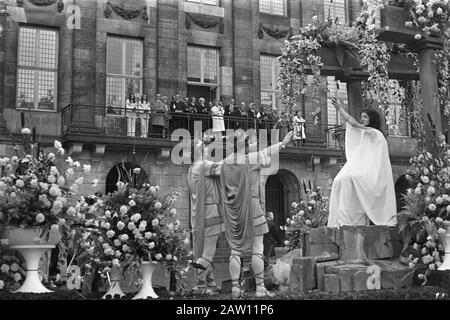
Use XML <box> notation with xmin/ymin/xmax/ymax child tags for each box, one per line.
<box><xmin>188</xmin><ymin>161</ymin><xmax>224</xmax><ymax>259</ymax></box>
<box><xmin>327</xmin><ymin>122</ymin><xmax>397</xmax><ymax>227</ymax></box>
<box><xmin>219</xmin><ymin>150</ymin><xmax>270</xmax><ymax>252</ymax></box>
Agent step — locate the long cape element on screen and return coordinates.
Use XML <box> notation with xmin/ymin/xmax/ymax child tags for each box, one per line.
<box><xmin>220</xmin><ymin>163</ymin><xmax>254</xmax><ymax>252</ymax></box>
<box><xmin>328</xmin><ymin>123</ymin><xmax>397</xmax><ymax>227</ymax></box>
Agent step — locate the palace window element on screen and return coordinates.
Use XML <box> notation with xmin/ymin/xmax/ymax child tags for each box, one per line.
<box><xmin>260</xmin><ymin>55</ymin><xmax>281</xmax><ymax>110</ymax></box>
<box><xmin>17</xmin><ymin>26</ymin><xmax>58</xmax><ymax>111</ymax></box>
<box><xmin>259</xmin><ymin>0</ymin><xmax>287</xmax><ymax>16</ymax></box>
<box><xmin>106</xmin><ymin>36</ymin><xmax>143</xmax><ymax>115</ymax></box>
<box><xmin>186</xmin><ymin>0</ymin><xmax>219</xmax><ymax>5</ymax></box>
<box><xmin>324</xmin><ymin>0</ymin><xmax>347</xmax><ymax>25</ymax></box>
<box><xmin>187</xmin><ymin>46</ymin><xmax>219</xmax><ymax>85</ymax></box>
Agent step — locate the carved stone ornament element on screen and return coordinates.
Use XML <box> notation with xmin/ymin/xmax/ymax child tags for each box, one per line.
<box><xmin>27</xmin><ymin>0</ymin><xmax>57</xmax><ymax>6</ymax></box>
<box><xmin>104</xmin><ymin>1</ymin><xmax>147</xmax><ymax>21</ymax></box>
<box><xmin>258</xmin><ymin>22</ymin><xmax>292</xmax><ymax>39</ymax></box>
<box><xmin>185</xmin><ymin>13</ymin><xmax>224</xmax><ymax>34</ymax></box>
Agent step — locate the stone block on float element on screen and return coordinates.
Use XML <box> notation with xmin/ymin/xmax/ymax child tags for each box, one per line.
<box><xmin>338</xmin><ymin>225</ymin><xmax>394</xmax><ymax>260</ymax></box>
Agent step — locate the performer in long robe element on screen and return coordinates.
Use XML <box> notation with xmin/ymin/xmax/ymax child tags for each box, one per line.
<box><xmin>188</xmin><ymin>139</ymin><xmax>225</xmax><ymax>295</ymax></box>
<box><xmin>220</xmin><ymin>130</ymin><xmax>294</xmax><ymax>298</ymax></box>
<box><xmin>327</xmin><ymin>98</ymin><xmax>397</xmax><ymax>227</ymax></box>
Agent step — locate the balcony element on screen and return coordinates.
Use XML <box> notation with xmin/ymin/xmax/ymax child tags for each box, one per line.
<box><xmin>60</xmin><ymin>104</ymin><xmax>345</xmax><ymax>161</ymax></box>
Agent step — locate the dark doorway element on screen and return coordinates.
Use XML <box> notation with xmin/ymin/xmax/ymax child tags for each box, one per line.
<box><xmin>265</xmin><ymin>174</ymin><xmax>285</xmax><ymax>229</ymax></box>
<box><xmin>187</xmin><ymin>84</ymin><xmax>215</xmax><ymax>104</ymax></box>
<box><xmin>105</xmin><ymin>162</ymin><xmax>148</xmax><ymax>195</ymax></box>
<box><xmin>264</xmin><ymin>169</ymin><xmax>301</xmax><ymax>238</ymax></box>
<box><xmin>395</xmin><ymin>174</ymin><xmax>412</xmax><ymax>212</ymax></box>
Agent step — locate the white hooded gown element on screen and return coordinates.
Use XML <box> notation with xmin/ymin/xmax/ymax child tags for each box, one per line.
<box><xmin>327</xmin><ymin>122</ymin><xmax>397</xmax><ymax>227</ymax></box>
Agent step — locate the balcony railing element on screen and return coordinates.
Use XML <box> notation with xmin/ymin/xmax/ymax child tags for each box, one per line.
<box><xmin>61</xmin><ymin>104</ymin><xmax>344</xmax><ymax>150</ymax></box>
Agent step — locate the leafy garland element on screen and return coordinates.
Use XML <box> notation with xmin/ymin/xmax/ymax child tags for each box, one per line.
<box><xmin>278</xmin><ymin>18</ymin><xmax>360</xmax><ymax>115</ymax></box>
<box><xmin>389</xmin><ymin>0</ymin><xmax>450</xmax><ymax>116</ymax></box>
<box><xmin>185</xmin><ymin>13</ymin><xmax>224</xmax><ymax>34</ymax></box>
<box><xmin>104</xmin><ymin>1</ymin><xmax>149</xmax><ymax>24</ymax></box>
<box><xmin>354</xmin><ymin>0</ymin><xmax>392</xmax><ymax>120</ymax></box>
<box><xmin>258</xmin><ymin>23</ymin><xmax>292</xmax><ymax>39</ymax></box>
<box><xmin>26</xmin><ymin>0</ymin><xmax>57</xmax><ymax>6</ymax></box>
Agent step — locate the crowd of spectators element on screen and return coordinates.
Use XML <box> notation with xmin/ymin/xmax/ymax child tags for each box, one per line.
<box><xmin>118</xmin><ymin>92</ymin><xmax>305</xmax><ymax>142</ymax></box>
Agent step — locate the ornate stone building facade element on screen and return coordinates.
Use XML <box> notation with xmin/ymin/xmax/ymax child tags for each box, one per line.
<box><xmin>0</xmin><ymin>0</ymin><xmax>417</xmax><ymax>239</ymax></box>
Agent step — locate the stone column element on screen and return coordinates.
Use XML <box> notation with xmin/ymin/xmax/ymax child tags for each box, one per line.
<box><xmin>70</xmin><ymin>0</ymin><xmax>99</xmax><ymax>134</ymax></box>
<box><xmin>0</xmin><ymin>15</ymin><xmax>8</xmax><ymax>136</ymax></box>
<box><xmin>233</xmin><ymin>0</ymin><xmax>253</xmax><ymax>103</ymax></box>
<box><xmin>157</xmin><ymin>0</ymin><xmax>179</xmax><ymax>97</ymax></box>
<box><xmin>409</xmin><ymin>38</ymin><xmax>444</xmax><ymax>137</ymax></box>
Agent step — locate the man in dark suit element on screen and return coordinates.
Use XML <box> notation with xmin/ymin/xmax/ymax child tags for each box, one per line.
<box><xmin>263</xmin><ymin>212</ymin><xmax>282</xmax><ymax>270</ymax></box>
<box><xmin>170</xmin><ymin>94</ymin><xmax>188</xmax><ymax>131</ymax></box>
<box><xmin>224</xmin><ymin>98</ymin><xmax>236</xmax><ymax>130</ymax></box>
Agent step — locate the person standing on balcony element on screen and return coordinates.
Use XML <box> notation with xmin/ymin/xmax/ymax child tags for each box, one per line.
<box><xmin>150</xmin><ymin>94</ymin><xmax>167</xmax><ymax>138</ymax></box>
<box><xmin>292</xmin><ymin>110</ymin><xmax>306</xmax><ymax>147</ymax></box>
<box><xmin>197</xmin><ymin>97</ymin><xmax>209</xmax><ymax>134</ymax></box>
<box><xmin>327</xmin><ymin>97</ymin><xmax>397</xmax><ymax>227</ymax></box>
<box><xmin>257</xmin><ymin>106</ymin><xmax>271</xmax><ymax>142</ymax></box>
<box><xmin>224</xmin><ymin>98</ymin><xmax>236</xmax><ymax>130</ymax></box>
<box><xmin>211</xmin><ymin>100</ymin><xmax>225</xmax><ymax>138</ymax></box>
<box><xmin>187</xmin><ymin>97</ymin><xmax>198</xmax><ymax>137</ymax></box>
<box><xmin>247</xmin><ymin>103</ymin><xmax>257</xmax><ymax>130</ymax></box>
<box><xmin>138</xmin><ymin>94</ymin><xmax>150</xmax><ymax>138</ymax></box>
<box><xmin>274</xmin><ymin>111</ymin><xmax>290</xmax><ymax>142</ymax></box>
<box><xmin>125</xmin><ymin>92</ymin><xmax>137</xmax><ymax>137</ymax></box>
<box><xmin>170</xmin><ymin>94</ymin><xmax>187</xmax><ymax>133</ymax></box>
<box><xmin>234</xmin><ymin>102</ymin><xmax>247</xmax><ymax>130</ymax></box>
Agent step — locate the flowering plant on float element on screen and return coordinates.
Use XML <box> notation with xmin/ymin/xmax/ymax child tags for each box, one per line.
<box><xmin>0</xmin><ymin>128</ymin><xmax>92</xmax><ymax>244</ymax></box>
<box><xmin>397</xmin><ymin>132</ymin><xmax>450</xmax><ymax>276</ymax></box>
<box><xmin>0</xmin><ymin>241</ymin><xmax>25</xmax><ymax>292</ymax></box>
<box><xmin>77</xmin><ymin>179</ymin><xmax>192</xmax><ymax>281</ymax></box>
<box><xmin>281</xmin><ymin>185</ymin><xmax>329</xmax><ymax>251</ymax></box>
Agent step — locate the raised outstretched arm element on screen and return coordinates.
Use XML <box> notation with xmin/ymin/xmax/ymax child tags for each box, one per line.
<box><xmin>331</xmin><ymin>97</ymin><xmax>366</xmax><ymax>130</ymax></box>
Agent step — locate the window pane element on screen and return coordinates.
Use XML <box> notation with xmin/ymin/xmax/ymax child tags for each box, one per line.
<box><xmin>260</xmin><ymin>55</ymin><xmax>281</xmax><ymax>109</ymax></box>
<box><xmin>126</xmin><ymin>78</ymin><xmax>141</xmax><ymax>96</ymax></box>
<box><xmin>272</xmin><ymin>0</ymin><xmax>285</xmax><ymax>15</ymax></box>
<box><xmin>259</xmin><ymin>0</ymin><xmax>285</xmax><ymax>15</ymax></box>
<box><xmin>18</xmin><ymin>27</ymin><xmax>37</xmax><ymax>67</ymax></box>
<box><xmin>202</xmin><ymin>0</ymin><xmax>218</xmax><ymax>5</ymax></box>
<box><xmin>187</xmin><ymin>46</ymin><xmax>218</xmax><ymax>84</ymax></box>
<box><xmin>187</xmin><ymin>47</ymin><xmax>202</xmax><ymax>82</ymax></box>
<box><xmin>39</xmin><ymin>29</ymin><xmax>57</xmax><ymax>69</ymax></box>
<box><xmin>259</xmin><ymin>0</ymin><xmax>271</xmax><ymax>14</ymax></box>
<box><xmin>261</xmin><ymin>91</ymin><xmax>272</xmax><ymax>107</ymax></box>
<box><xmin>17</xmin><ymin>69</ymin><xmax>35</xmax><ymax>109</ymax></box>
<box><xmin>106</xmin><ymin>76</ymin><xmax>123</xmax><ymax>114</ymax></box>
<box><xmin>260</xmin><ymin>55</ymin><xmax>272</xmax><ymax>90</ymax></box>
<box><xmin>125</xmin><ymin>39</ymin><xmax>143</xmax><ymax>77</ymax></box>
<box><xmin>324</xmin><ymin>0</ymin><xmax>346</xmax><ymax>24</ymax></box>
<box><xmin>37</xmin><ymin>71</ymin><xmax>56</xmax><ymax>111</ymax></box>
<box><xmin>203</xmin><ymin>49</ymin><xmax>218</xmax><ymax>84</ymax></box>
<box><xmin>106</xmin><ymin>37</ymin><xmax>123</xmax><ymax>75</ymax></box>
